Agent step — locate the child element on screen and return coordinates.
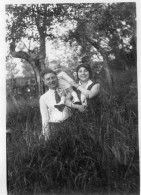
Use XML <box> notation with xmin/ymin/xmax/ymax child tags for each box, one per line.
<box><xmin>49</xmin><ymin>60</ymin><xmax>83</xmax><ymax>109</ymax></box>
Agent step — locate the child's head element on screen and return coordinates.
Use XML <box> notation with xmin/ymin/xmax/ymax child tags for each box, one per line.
<box><xmin>49</xmin><ymin>60</ymin><xmax>61</xmax><ymax>74</ymax></box>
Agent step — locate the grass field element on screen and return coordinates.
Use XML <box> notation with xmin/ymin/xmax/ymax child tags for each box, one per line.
<box><xmin>6</xmin><ymin>90</ymin><xmax>139</xmax><ymax>195</ymax></box>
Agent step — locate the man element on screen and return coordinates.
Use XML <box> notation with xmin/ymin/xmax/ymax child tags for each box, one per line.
<box><xmin>39</xmin><ymin>68</ymin><xmax>85</xmax><ymax>140</ymax></box>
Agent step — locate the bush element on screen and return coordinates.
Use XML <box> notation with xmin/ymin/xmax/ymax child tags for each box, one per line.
<box><xmin>6</xmin><ymin>98</ymin><xmax>41</xmax><ymax>130</ymax></box>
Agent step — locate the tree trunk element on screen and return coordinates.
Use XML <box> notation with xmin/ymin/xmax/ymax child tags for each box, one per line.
<box><xmin>102</xmin><ymin>53</ymin><xmax>113</xmax><ymax>92</ymax></box>
<box><xmin>84</xmin><ymin>34</ymin><xmax>113</xmax><ymax>91</ymax></box>
<box><xmin>37</xmin><ymin>73</ymin><xmax>42</xmax><ymax>97</ymax></box>
<box><xmin>39</xmin><ymin>34</ymin><xmax>46</xmax><ymax>70</ymax></box>
<box><xmin>38</xmin><ymin>33</ymin><xmax>46</xmax><ymax>95</ymax></box>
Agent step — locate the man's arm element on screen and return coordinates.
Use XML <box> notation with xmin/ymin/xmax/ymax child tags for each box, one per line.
<box><xmin>72</xmin><ymin>83</ymin><xmax>100</xmax><ymax>98</ymax></box>
<box><xmin>39</xmin><ymin>97</ymin><xmax>50</xmax><ymax>138</ymax></box>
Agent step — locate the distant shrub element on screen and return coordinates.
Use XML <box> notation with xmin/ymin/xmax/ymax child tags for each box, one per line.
<box><xmin>6</xmin><ymin>98</ymin><xmax>41</xmax><ymax>130</ymax></box>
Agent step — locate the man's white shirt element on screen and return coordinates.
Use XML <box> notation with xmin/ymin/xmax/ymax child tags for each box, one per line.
<box><xmin>39</xmin><ymin>88</ymin><xmax>71</xmax><ymax>131</ymax></box>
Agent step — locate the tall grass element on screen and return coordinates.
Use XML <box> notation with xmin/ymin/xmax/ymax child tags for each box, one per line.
<box><xmin>7</xmin><ymin>87</ymin><xmax>139</xmax><ymax>195</ymax></box>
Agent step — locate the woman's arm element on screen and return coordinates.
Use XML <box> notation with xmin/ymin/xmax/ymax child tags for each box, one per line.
<box><xmin>77</xmin><ymin>83</ymin><xmax>100</xmax><ymax>98</ymax></box>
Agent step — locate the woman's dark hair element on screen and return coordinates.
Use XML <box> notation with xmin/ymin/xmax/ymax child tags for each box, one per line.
<box><xmin>40</xmin><ymin>68</ymin><xmax>56</xmax><ymax>78</ymax></box>
<box><xmin>76</xmin><ymin>64</ymin><xmax>93</xmax><ymax>80</ymax></box>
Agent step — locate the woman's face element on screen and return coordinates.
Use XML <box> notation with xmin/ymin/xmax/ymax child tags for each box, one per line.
<box><xmin>77</xmin><ymin>67</ymin><xmax>90</xmax><ymax>82</ymax></box>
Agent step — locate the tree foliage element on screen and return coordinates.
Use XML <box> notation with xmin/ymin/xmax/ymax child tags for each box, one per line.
<box><xmin>59</xmin><ymin>3</ymin><xmax>136</xmax><ymax>92</ymax></box>
<box><xmin>6</xmin><ymin>4</ymin><xmax>67</xmax><ymax>95</ymax></box>
<box><xmin>6</xmin><ymin>3</ymin><xmax>136</xmax><ymax>95</ymax></box>
<box><xmin>64</xmin><ymin>3</ymin><xmax>136</xmax><ymax>67</ymax></box>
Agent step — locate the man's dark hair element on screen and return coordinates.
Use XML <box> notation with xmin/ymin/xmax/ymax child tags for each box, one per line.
<box><xmin>40</xmin><ymin>68</ymin><xmax>56</xmax><ymax>78</ymax></box>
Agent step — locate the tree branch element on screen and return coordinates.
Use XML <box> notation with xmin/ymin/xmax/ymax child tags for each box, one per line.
<box><xmin>84</xmin><ymin>26</ymin><xmax>113</xmax><ymax>90</ymax></box>
<box><xmin>34</xmin><ymin>5</ymin><xmax>41</xmax><ymax>33</ymax></box>
<box><xmin>10</xmin><ymin>41</ymin><xmax>38</xmax><ymax>71</ymax></box>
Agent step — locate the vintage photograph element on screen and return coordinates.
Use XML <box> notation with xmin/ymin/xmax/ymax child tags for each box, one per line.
<box><xmin>6</xmin><ymin>2</ymin><xmax>139</xmax><ymax>195</ymax></box>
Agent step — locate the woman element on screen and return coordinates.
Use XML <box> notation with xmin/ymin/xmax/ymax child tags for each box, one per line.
<box><xmin>71</xmin><ymin>64</ymin><xmax>101</xmax><ymax>124</ymax></box>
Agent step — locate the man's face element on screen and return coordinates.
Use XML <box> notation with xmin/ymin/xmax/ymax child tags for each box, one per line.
<box><xmin>43</xmin><ymin>73</ymin><xmax>58</xmax><ymax>89</ymax></box>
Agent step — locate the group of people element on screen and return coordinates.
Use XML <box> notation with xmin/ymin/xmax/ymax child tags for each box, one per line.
<box><xmin>15</xmin><ymin>41</ymin><xmax>101</xmax><ymax>140</ymax></box>
<box><xmin>39</xmin><ymin>60</ymin><xmax>100</xmax><ymax>140</ymax></box>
